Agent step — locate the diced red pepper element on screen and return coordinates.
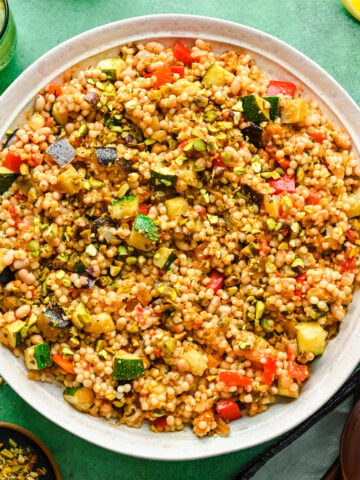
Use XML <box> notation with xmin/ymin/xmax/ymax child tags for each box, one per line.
<box><xmin>262</xmin><ymin>355</ymin><xmax>277</xmax><ymax>385</ymax></box>
<box><xmin>152</xmin><ymin>415</ymin><xmax>168</xmax><ymax>430</ymax></box>
<box><xmin>306</xmin><ymin>191</ymin><xmax>321</xmax><ymax>205</ymax></box>
<box><xmin>216</xmin><ymin>399</ymin><xmax>242</xmax><ymax>422</ymax></box>
<box><xmin>310</xmin><ymin>131</ymin><xmax>326</xmax><ymax>143</ymax></box>
<box><xmin>278</xmin><ymin>156</ymin><xmax>290</xmax><ymax>170</ymax></box>
<box><xmin>179</xmin><ymin>139</ymin><xmax>190</xmax><ymax>150</ymax></box>
<box><xmin>52</xmin><ymin>354</ymin><xmax>76</xmax><ymax>375</ymax></box>
<box><xmin>288</xmin><ymin>361</ymin><xmax>309</xmax><ymax>381</ymax></box>
<box><xmin>209</xmin><ymin>270</ymin><xmax>225</xmax><ymax>293</ymax></box>
<box><xmin>219</xmin><ymin>371</ymin><xmax>252</xmax><ymax>388</ymax></box>
<box><xmin>152</xmin><ymin>65</ymin><xmax>175</xmax><ymax>88</ymax></box>
<box><xmin>339</xmin><ymin>257</ymin><xmax>357</xmax><ymax>274</ymax></box>
<box><xmin>266</xmin><ymin>80</ymin><xmax>296</xmax><ymax>97</ymax></box>
<box><xmin>3</xmin><ymin>152</ymin><xmax>23</xmax><ymax>173</ymax></box>
<box><xmin>173</xmin><ymin>42</ymin><xmax>193</xmax><ymax>66</ymax></box>
<box><xmin>259</xmin><ymin>237</ymin><xmax>270</xmax><ymax>256</ymax></box>
<box><xmin>296</xmin><ymin>273</ymin><xmax>307</xmax><ymax>284</ymax></box>
<box><xmin>171</xmin><ymin>65</ymin><xmax>185</xmax><ymax>78</ymax></box>
<box><xmin>192</xmin><ymin>205</ymin><xmax>207</xmax><ymax>217</ymax></box>
<box><xmin>48</xmin><ymin>84</ymin><xmax>63</xmax><ymax>97</ymax></box>
<box><xmin>269</xmin><ymin>175</ymin><xmax>296</xmax><ymax>194</ymax></box>
<box><xmin>212</xmin><ymin>156</ymin><xmax>227</xmax><ymax>169</ymax></box>
<box><xmin>347</xmin><ymin>229</ymin><xmax>358</xmax><ymax>243</ymax></box>
<box><xmin>138</xmin><ymin>203</ymin><xmax>149</xmax><ymax>215</ymax></box>
<box><xmin>8</xmin><ymin>204</ymin><xmax>19</xmax><ymax>223</ymax></box>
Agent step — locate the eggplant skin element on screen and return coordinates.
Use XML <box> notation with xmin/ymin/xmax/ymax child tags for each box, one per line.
<box><xmin>46</xmin><ymin>138</ymin><xmax>76</xmax><ymax>166</ymax></box>
<box><xmin>43</xmin><ymin>304</ymin><xmax>69</xmax><ymax>328</ymax></box>
<box><xmin>0</xmin><ymin>267</ymin><xmax>16</xmax><ymax>285</ymax></box>
<box><xmin>95</xmin><ymin>147</ymin><xmax>118</xmax><ymax>165</ymax></box>
<box><xmin>241</xmin><ymin>123</ymin><xmax>264</xmax><ymax>149</ymax></box>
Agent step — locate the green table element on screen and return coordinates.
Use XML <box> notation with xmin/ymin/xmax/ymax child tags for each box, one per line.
<box><xmin>0</xmin><ymin>1</ymin><xmax>359</xmax><ymax>478</ymax></box>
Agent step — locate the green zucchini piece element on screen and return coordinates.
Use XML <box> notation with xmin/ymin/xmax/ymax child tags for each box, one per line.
<box><xmin>52</xmin><ymin>102</ymin><xmax>68</xmax><ymax>126</ymax></box>
<box><xmin>97</xmin><ymin>58</ymin><xmax>126</xmax><ymax>81</ymax></box>
<box><xmin>63</xmin><ymin>386</ymin><xmax>94</xmax><ymax>411</ymax></box>
<box><xmin>24</xmin><ymin>342</ymin><xmax>52</xmax><ymax>370</ymax></box>
<box><xmin>127</xmin><ymin>214</ymin><xmax>160</xmax><ymax>251</ymax></box>
<box><xmin>153</xmin><ymin>246</ymin><xmax>177</xmax><ymax>271</ymax></box>
<box><xmin>0</xmin><ymin>166</ymin><xmax>19</xmax><ymax>195</ymax></box>
<box><xmin>109</xmin><ymin>194</ymin><xmax>139</xmax><ymax>220</ymax></box>
<box><xmin>0</xmin><ymin>320</ymin><xmax>26</xmax><ymax>348</ymax></box>
<box><xmin>165</xmin><ymin>197</ymin><xmax>189</xmax><ymax>220</ymax></box>
<box><xmin>113</xmin><ymin>352</ymin><xmax>145</xmax><ymax>380</ymax></box>
<box><xmin>263</xmin><ymin>96</ymin><xmax>279</xmax><ymax>120</ymax></box>
<box><xmin>202</xmin><ymin>63</ymin><xmax>234</xmax><ymax>87</ymax></box>
<box><xmin>241</xmin><ymin>94</ymin><xmax>270</xmax><ymax>123</ymax></box>
<box><xmin>150</xmin><ymin>167</ymin><xmax>178</xmax><ymax>189</ymax></box>
<box><xmin>296</xmin><ymin>322</ymin><xmax>327</xmax><ymax>356</ymax></box>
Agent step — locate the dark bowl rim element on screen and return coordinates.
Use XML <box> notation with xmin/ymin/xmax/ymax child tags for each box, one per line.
<box><xmin>0</xmin><ymin>422</ymin><xmax>62</xmax><ymax>479</ymax></box>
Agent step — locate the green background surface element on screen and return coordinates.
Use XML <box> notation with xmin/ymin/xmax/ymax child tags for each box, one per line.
<box><xmin>0</xmin><ymin>1</ymin><xmax>359</xmax><ymax>479</ymax></box>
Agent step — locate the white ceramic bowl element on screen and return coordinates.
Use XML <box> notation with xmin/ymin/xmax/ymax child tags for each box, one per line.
<box><xmin>1</xmin><ymin>14</ymin><xmax>360</xmax><ymax>461</ymax></box>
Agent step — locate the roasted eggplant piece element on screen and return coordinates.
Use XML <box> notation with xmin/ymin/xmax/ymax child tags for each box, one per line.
<box><xmin>241</xmin><ymin>123</ymin><xmax>264</xmax><ymax>149</ymax></box>
<box><xmin>91</xmin><ymin>216</ymin><xmax>120</xmax><ymax>244</ymax></box>
<box><xmin>37</xmin><ymin>304</ymin><xmax>70</xmax><ymax>341</ymax></box>
<box><xmin>95</xmin><ymin>147</ymin><xmax>118</xmax><ymax>165</ymax></box>
<box><xmin>0</xmin><ymin>267</ymin><xmax>16</xmax><ymax>285</ymax></box>
<box><xmin>117</xmin><ymin>158</ymin><xmax>133</xmax><ymax>174</ymax></box>
<box><xmin>46</xmin><ymin>138</ymin><xmax>76</xmax><ymax>167</ymax></box>
<box><xmin>85</xmin><ymin>91</ymin><xmax>100</xmax><ymax>105</ymax></box>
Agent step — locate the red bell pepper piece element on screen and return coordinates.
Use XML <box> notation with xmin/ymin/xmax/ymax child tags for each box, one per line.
<box><xmin>171</xmin><ymin>65</ymin><xmax>185</xmax><ymax>78</ymax></box>
<box><xmin>173</xmin><ymin>42</ymin><xmax>193</xmax><ymax>66</ymax></box>
<box><xmin>219</xmin><ymin>371</ymin><xmax>252</xmax><ymax>387</ymax></box>
<box><xmin>339</xmin><ymin>257</ymin><xmax>357</xmax><ymax>274</ymax></box>
<box><xmin>306</xmin><ymin>191</ymin><xmax>321</xmax><ymax>205</ymax></box>
<box><xmin>138</xmin><ymin>203</ymin><xmax>149</xmax><ymax>215</ymax></box>
<box><xmin>3</xmin><ymin>152</ymin><xmax>23</xmax><ymax>173</ymax></box>
<box><xmin>52</xmin><ymin>354</ymin><xmax>76</xmax><ymax>375</ymax></box>
<box><xmin>310</xmin><ymin>131</ymin><xmax>326</xmax><ymax>143</ymax></box>
<box><xmin>48</xmin><ymin>84</ymin><xmax>63</xmax><ymax>97</ymax></box>
<box><xmin>152</xmin><ymin>415</ymin><xmax>167</xmax><ymax>430</ymax></box>
<box><xmin>209</xmin><ymin>270</ymin><xmax>224</xmax><ymax>293</ymax></box>
<box><xmin>266</xmin><ymin>80</ymin><xmax>296</xmax><ymax>97</ymax></box>
<box><xmin>212</xmin><ymin>156</ymin><xmax>227</xmax><ymax>168</ymax></box>
<box><xmin>285</xmin><ymin>343</ymin><xmax>296</xmax><ymax>362</ymax></box>
<box><xmin>347</xmin><ymin>229</ymin><xmax>358</xmax><ymax>243</ymax></box>
<box><xmin>288</xmin><ymin>361</ymin><xmax>309</xmax><ymax>381</ymax></box>
<box><xmin>269</xmin><ymin>175</ymin><xmax>296</xmax><ymax>194</ymax></box>
<box><xmin>277</xmin><ymin>156</ymin><xmax>290</xmax><ymax>170</ymax></box>
<box><xmin>152</xmin><ymin>65</ymin><xmax>175</xmax><ymax>88</ymax></box>
<box><xmin>216</xmin><ymin>399</ymin><xmax>242</xmax><ymax>422</ymax></box>
<box><xmin>262</xmin><ymin>355</ymin><xmax>277</xmax><ymax>385</ymax></box>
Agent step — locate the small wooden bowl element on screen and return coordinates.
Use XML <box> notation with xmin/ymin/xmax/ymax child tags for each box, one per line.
<box><xmin>0</xmin><ymin>422</ymin><xmax>61</xmax><ymax>479</ymax></box>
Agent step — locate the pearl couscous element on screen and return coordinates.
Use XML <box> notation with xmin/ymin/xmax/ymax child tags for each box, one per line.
<box><xmin>0</xmin><ymin>39</ymin><xmax>359</xmax><ymax>437</ymax></box>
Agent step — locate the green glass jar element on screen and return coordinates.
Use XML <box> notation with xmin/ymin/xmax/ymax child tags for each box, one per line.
<box><xmin>0</xmin><ymin>0</ymin><xmax>16</xmax><ymax>71</ymax></box>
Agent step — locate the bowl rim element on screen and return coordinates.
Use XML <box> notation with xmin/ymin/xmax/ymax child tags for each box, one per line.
<box><xmin>0</xmin><ymin>422</ymin><xmax>62</xmax><ymax>479</ymax></box>
<box><xmin>0</xmin><ymin>13</ymin><xmax>360</xmax><ymax>461</ymax></box>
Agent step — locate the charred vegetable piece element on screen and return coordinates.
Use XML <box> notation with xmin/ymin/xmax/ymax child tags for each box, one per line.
<box><xmin>24</xmin><ymin>342</ymin><xmax>52</xmax><ymax>370</ymax></box>
<box><xmin>63</xmin><ymin>386</ymin><xmax>94</xmax><ymax>411</ymax></box>
<box><xmin>263</xmin><ymin>96</ymin><xmax>279</xmax><ymax>120</ymax></box>
<box><xmin>57</xmin><ymin>165</ymin><xmax>83</xmax><ymax>194</ymax></box>
<box><xmin>97</xmin><ymin>58</ymin><xmax>126</xmax><ymax>81</ymax></box>
<box><xmin>46</xmin><ymin>138</ymin><xmax>76</xmax><ymax>167</ymax></box>
<box><xmin>113</xmin><ymin>351</ymin><xmax>145</xmax><ymax>380</ymax></box>
<box><xmin>127</xmin><ymin>214</ymin><xmax>160</xmax><ymax>251</ymax></box>
<box><xmin>241</xmin><ymin>94</ymin><xmax>270</xmax><ymax>123</ymax></box>
<box><xmin>150</xmin><ymin>167</ymin><xmax>178</xmax><ymax>189</ymax></box>
<box><xmin>0</xmin><ymin>166</ymin><xmax>19</xmax><ymax>195</ymax></box>
<box><xmin>95</xmin><ymin>147</ymin><xmax>118</xmax><ymax>165</ymax></box>
<box><xmin>74</xmin><ymin>259</ymin><xmax>87</xmax><ymax>274</ymax></box>
<box><xmin>109</xmin><ymin>195</ymin><xmax>139</xmax><ymax>220</ymax></box>
<box><xmin>85</xmin><ymin>91</ymin><xmax>100</xmax><ymax>105</ymax></box>
<box><xmin>42</xmin><ymin>304</ymin><xmax>69</xmax><ymax>328</ymax></box>
<box><xmin>241</xmin><ymin>123</ymin><xmax>264</xmax><ymax>148</ymax></box>
<box><xmin>91</xmin><ymin>216</ymin><xmax>119</xmax><ymax>244</ymax></box>
<box><xmin>153</xmin><ymin>246</ymin><xmax>177</xmax><ymax>271</ymax></box>
<box><xmin>0</xmin><ymin>320</ymin><xmax>26</xmax><ymax>348</ymax></box>
<box><xmin>202</xmin><ymin>63</ymin><xmax>234</xmax><ymax>87</ymax></box>
<box><xmin>0</xmin><ymin>266</ymin><xmax>16</xmax><ymax>285</ymax></box>
<box><xmin>241</xmin><ymin>184</ymin><xmax>263</xmax><ymax>205</ymax></box>
<box><xmin>117</xmin><ymin>157</ymin><xmax>134</xmax><ymax>174</ymax></box>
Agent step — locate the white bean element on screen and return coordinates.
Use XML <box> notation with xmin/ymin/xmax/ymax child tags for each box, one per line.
<box><xmin>15</xmin><ymin>304</ymin><xmax>31</xmax><ymax>319</ymax></box>
<box><xmin>2</xmin><ymin>249</ymin><xmax>15</xmax><ymax>266</ymax></box>
<box><xmin>13</xmin><ymin>258</ymin><xmax>29</xmax><ymax>270</ymax></box>
<box><xmin>18</xmin><ymin>269</ymin><xmax>36</xmax><ymax>285</ymax></box>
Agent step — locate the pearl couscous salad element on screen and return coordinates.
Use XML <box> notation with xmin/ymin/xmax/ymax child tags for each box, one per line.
<box><xmin>0</xmin><ymin>39</ymin><xmax>359</xmax><ymax>437</ymax></box>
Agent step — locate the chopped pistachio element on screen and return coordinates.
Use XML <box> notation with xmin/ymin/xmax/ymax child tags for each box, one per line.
<box><xmin>234</xmin><ymin>166</ymin><xmax>246</xmax><ymax>176</ymax></box>
<box><xmin>85</xmin><ymin>244</ymin><xmax>98</xmax><ymax>257</ymax></box>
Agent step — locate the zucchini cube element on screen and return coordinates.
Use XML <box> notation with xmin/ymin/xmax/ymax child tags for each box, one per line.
<box><xmin>113</xmin><ymin>352</ymin><xmax>145</xmax><ymax>380</ymax></box>
<box><xmin>24</xmin><ymin>342</ymin><xmax>52</xmax><ymax>370</ymax></box>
